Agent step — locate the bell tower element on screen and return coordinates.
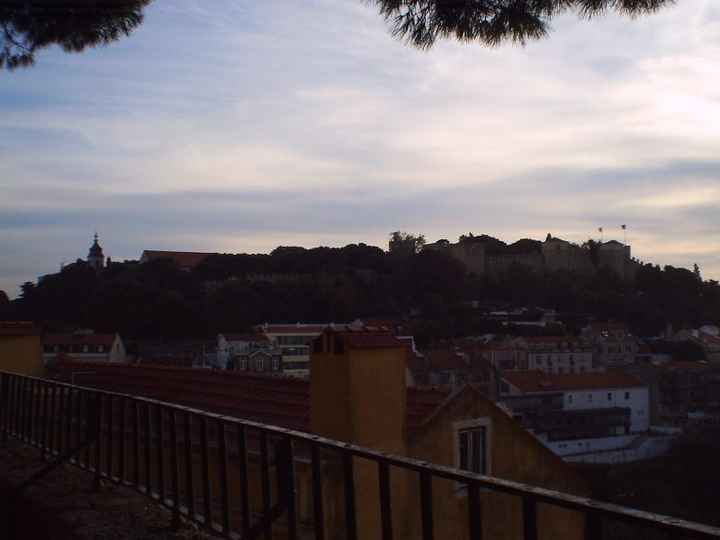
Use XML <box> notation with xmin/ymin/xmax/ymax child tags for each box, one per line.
<box><xmin>87</xmin><ymin>233</ymin><xmax>105</xmax><ymax>271</ymax></box>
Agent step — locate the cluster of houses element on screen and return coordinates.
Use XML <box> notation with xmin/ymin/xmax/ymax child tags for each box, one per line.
<box><xmin>6</xmin><ymin>316</ymin><xmax>720</xmax><ymax>466</ymax></box>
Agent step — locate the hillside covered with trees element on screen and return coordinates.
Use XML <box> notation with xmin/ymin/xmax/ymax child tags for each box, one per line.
<box><xmin>2</xmin><ymin>233</ymin><xmax>719</xmax><ymax>343</ymax></box>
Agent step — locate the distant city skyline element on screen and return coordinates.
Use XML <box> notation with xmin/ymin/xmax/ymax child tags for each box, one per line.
<box><xmin>2</xmin><ymin>0</ymin><xmax>719</xmax><ymax>297</ymax></box>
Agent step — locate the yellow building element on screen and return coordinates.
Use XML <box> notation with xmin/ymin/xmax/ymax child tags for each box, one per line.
<box><xmin>0</xmin><ymin>322</ymin><xmax>44</xmax><ymax>377</ymax></box>
<box><xmin>311</xmin><ymin>327</ymin><xmax>588</xmax><ymax>540</ymax></box>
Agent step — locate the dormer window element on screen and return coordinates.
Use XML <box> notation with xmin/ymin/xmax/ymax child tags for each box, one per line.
<box><xmin>455</xmin><ymin>418</ymin><xmax>491</xmax><ymax>478</ymax></box>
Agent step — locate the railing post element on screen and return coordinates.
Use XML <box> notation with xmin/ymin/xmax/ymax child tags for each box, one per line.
<box><xmin>378</xmin><ymin>462</ymin><xmax>393</xmax><ymax>540</ymax></box>
<box><xmin>523</xmin><ymin>496</ymin><xmax>538</xmax><ymax>540</ymax></box>
<box><xmin>311</xmin><ymin>444</ymin><xmax>325</xmax><ymax>540</ymax></box>
<box><xmin>586</xmin><ymin>512</ymin><xmax>603</xmax><ymax>540</ymax></box>
<box><xmin>218</xmin><ymin>419</ymin><xmax>230</xmax><ymax>535</ymax></box>
<box><xmin>276</xmin><ymin>437</ymin><xmax>297</xmax><ymax>540</ymax></box>
<box><xmin>169</xmin><ymin>408</ymin><xmax>181</xmax><ymax>530</ymax></box>
<box><xmin>419</xmin><ymin>472</ymin><xmax>434</xmax><ymax>540</ymax></box>
<box><xmin>0</xmin><ymin>373</ymin><xmax>9</xmax><ymax>445</ymax></box>
<box><xmin>259</xmin><ymin>430</ymin><xmax>272</xmax><ymax>540</ymax></box>
<box><xmin>343</xmin><ymin>452</ymin><xmax>357</xmax><ymax>540</ymax></box>
<box><xmin>468</xmin><ymin>482</ymin><xmax>482</xmax><ymax>540</ymax></box>
<box><xmin>92</xmin><ymin>392</ymin><xmax>103</xmax><ymax>491</ymax></box>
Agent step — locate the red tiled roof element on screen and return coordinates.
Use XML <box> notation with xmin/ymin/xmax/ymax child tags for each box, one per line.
<box><xmin>52</xmin><ymin>362</ymin><xmax>451</xmax><ymax>433</ymax></box>
<box><xmin>425</xmin><ymin>349</ymin><xmax>468</xmax><ymax>370</ymax></box>
<box><xmin>700</xmin><ymin>332</ymin><xmax>720</xmax><ymax>346</ymax></box>
<box><xmin>503</xmin><ymin>370</ymin><xmax>644</xmax><ymax>393</ymax></box>
<box><xmin>259</xmin><ymin>324</ymin><xmax>338</xmax><ymax>335</ymax></box>
<box><xmin>0</xmin><ymin>321</ymin><xmax>39</xmax><ymax>336</ymax></box>
<box><xmin>344</xmin><ymin>333</ymin><xmax>403</xmax><ymax>349</ymax></box>
<box><xmin>524</xmin><ymin>336</ymin><xmax>575</xmax><ymax>344</ymax></box>
<box><xmin>222</xmin><ymin>333</ymin><xmax>268</xmax><ymax>342</ymax></box>
<box><xmin>662</xmin><ymin>361</ymin><xmax>714</xmax><ymax>371</ymax></box>
<box><xmin>141</xmin><ymin>250</ymin><xmax>215</xmax><ymax>269</ymax></box>
<box><xmin>43</xmin><ymin>333</ymin><xmax>116</xmax><ymax>346</ymax></box>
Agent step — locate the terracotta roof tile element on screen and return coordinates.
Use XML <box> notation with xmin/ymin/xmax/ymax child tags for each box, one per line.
<box><xmin>0</xmin><ymin>321</ymin><xmax>39</xmax><ymax>336</ymax></box>
<box><xmin>222</xmin><ymin>333</ymin><xmax>268</xmax><ymax>342</ymax></box>
<box><xmin>344</xmin><ymin>333</ymin><xmax>403</xmax><ymax>349</ymax></box>
<box><xmin>503</xmin><ymin>370</ymin><xmax>644</xmax><ymax>393</ymax></box>
<box><xmin>43</xmin><ymin>333</ymin><xmax>116</xmax><ymax>346</ymax></box>
<box><xmin>259</xmin><ymin>324</ymin><xmax>337</xmax><ymax>335</ymax></box>
<box><xmin>53</xmin><ymin>362</ymin><xmax>451</xmax><ymax>433</ymax></box>
<box><xmin>425</xmin><ymin>349</ymin><xmax>468</xmax><ymax>370</ymax></box>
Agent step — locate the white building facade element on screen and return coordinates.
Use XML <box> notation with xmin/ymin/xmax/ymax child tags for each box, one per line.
<box><xmin>522</xmin><ymin>336</ymin><xmax>597</xmax><ymax>374</ymax></box>
<box><xmin>43</xmin><ymin>330</ymin><xmax>126</xmax><ymax>363</ymax></box>
<box><xmin>500</xmin><ymin>371</ymin><xmax>650</xmax><ymax>461</ymax></box>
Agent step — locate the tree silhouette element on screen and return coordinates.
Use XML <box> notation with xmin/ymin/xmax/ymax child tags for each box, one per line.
<box><xmin>372</xmin><ymin>0</ymin><xmax>674</xmax><ymax>49</ymax></box>
<box><xmin>1</xmin><ymin>0</ymin><xmax>151</xmax><ymax>69</ymax></box>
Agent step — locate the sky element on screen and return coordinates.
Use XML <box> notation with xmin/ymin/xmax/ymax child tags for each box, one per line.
<box><xmin>1</xmin><ymin>0</ymin><xmax>719</xmax><ymax>297</ymax></box>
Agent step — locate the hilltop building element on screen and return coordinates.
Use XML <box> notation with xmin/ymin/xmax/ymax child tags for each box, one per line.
<box><xmin>424</xmin><ymin>233</ymin><xmax>636</xmax><ymax>280</ymax></box>
<box><xmin>86</xmin><ymin>233</ymin><xmax>106</xmax><ymax>270</ymax></box>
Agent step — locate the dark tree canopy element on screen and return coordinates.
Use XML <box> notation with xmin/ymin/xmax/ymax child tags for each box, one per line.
<box><xmin>1</xmin><ymin>0</ymin><xmax>151</xmax><ymax>69</ymax></box>
<box><xmin>373</xmin><ymin>0</ymin><xmax>674</xmax><ymax>48</ymax></box>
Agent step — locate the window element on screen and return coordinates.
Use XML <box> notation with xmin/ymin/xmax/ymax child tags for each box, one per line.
<box><xmin>567</xmin><ymin>394</ymin><xmax>573</xmax><ymax>404</ymax></box>
<box><xmin>83</xmin><ymin>345</ymin><xmax>89</xmax><ymax>353</ymax></box>
<box><xmin>98</xmin><ymin>345</ymin><xmax>104</xmax><ymax>353</ymax></box>
<box><xmin>607</xmin><ymin>393</ymin><xmax>612</xmax><ymax>401</ymax></box>
<box><xmin>272</xmin><ymin>357</ymin><xmax>280</xmax><ymax>371</ymax></box>
<box><xmin>257</xmin><ymin>358</ymin><xmax>265</xmax><ymax>371</ymax></box>
<box><xmin>588</xmin><ymin>394</ymin><xmax>593</xmax><ymax>402</ymax></box>
<box><xmin>240</xmin><ymin>358</ymin><xmax>247</xmax><ymax>370</ymax></box>
<box><xmin>455</xmin><ymin>419</ymin><xmax>491</xmax><ymax>478</ymax></box>
<box><xmin>625</xmin><ymin>392</ymin><xmax>630</xmax><ymax>400</ymax></box>
<box><xmin>459</xmin><ymin>427</ymin><xmax>487</xmax><ymax>474</ymax></box>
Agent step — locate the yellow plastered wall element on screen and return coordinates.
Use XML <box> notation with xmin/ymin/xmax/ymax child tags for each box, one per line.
<box><xmin>407</xmin><ymin>388</ymin><xmax>588</xmax><ymax>540</ymax></box>
<box><xmin>0</xmin><ymin>334</ymin><xmax>44</xmax><ymax>377</ymax></box>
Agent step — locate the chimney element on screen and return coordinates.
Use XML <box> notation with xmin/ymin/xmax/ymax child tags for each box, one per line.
<box><xmin>310</xmin><ymin>329</ymin><xmax>407</xmax><ymax>453</ymax></box>
<box><xmin>310</xmin><ymin>328</ymin><xmax>408</xmax><ymax>539</ymax></box>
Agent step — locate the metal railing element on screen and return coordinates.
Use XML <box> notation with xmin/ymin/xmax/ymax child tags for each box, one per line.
<box><xmin>2</xmin><ymin>370</ymin><xmax>720</xmax><ymax>540</ymax></box>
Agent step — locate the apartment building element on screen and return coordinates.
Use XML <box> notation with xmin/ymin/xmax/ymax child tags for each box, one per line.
<box><xmin>522</xmin><ymin>336</ymin><xmax>597</xmax><ymax>374</ymax></box>
<box><xmin>500</xmin><ymin>370</ymin><xmax>650</xmax><ymax>460</ymax></box>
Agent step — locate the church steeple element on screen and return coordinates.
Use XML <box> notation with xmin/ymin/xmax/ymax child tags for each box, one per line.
<box><xmin>87</xmin><ymin>232</ymin><xmax>105</xmax><ymax>271</ymax></box>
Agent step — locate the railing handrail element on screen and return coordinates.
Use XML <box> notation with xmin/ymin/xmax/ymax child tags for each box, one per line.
<box><xmin>3</xmin><ymin>370</ymin><xmax>720</xmax><ymax>539</ymax></box>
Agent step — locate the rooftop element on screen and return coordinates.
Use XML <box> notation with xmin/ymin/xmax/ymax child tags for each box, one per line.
<box><xmin>0</xmin><ymin>321</ymin><xmax>39</xmax><ymax>336</ymax></box>
<box><xmin>52</xmin><ymin>362</ymin><xmax>451</xmax><ymax>434</ymax></box>
<box><xmin>503</xmin><ymin>370</ymin><xmax>644</xmax><ymax>393</ymax></box>
<box><xmin>43</xmin><ymin>333</ymin><xmax>116</xmax><ymax>346</ymax></box>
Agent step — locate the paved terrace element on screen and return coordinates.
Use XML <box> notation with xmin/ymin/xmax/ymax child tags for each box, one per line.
<box><xmin>0</xmin><ymin>438</ymin><xmax>213</xmax><ymax>539</ymax></box>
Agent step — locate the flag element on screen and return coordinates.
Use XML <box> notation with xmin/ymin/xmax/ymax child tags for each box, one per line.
<box><xmin>598</xmin><ymin>227</ymin><xmax>603</xmax><ymax>233</ymax></box>
<box><xmin>621</xmin><ymin>224</ymin><xmax>626</xmax><ymax>230</ymax></box>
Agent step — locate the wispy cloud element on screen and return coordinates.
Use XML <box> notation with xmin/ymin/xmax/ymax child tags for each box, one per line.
<box><xmin>1</xmin><ymin>0</ymin><xmax>718</xmax><ymax>297</ymax></box>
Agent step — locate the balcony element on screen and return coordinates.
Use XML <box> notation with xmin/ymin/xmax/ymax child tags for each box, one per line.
<box><xmin>1</xmin><ymin>370</ymin><xmax>719</xmax><ymax>540</ymax></box>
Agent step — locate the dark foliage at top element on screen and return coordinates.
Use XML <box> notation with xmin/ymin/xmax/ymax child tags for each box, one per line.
<box><xmin>373</xmin><ymin>0</ymin><xmax>675</xmax><ymax>49</ymax></box>
<box><xmin>0</xmin><ymin>0</ymin><xmax>151</xmax><ymax>69</ymax></box>
<box><xmin>2</xmin><ymin>0</ymin><xmax>675</xmax><ymax>70</ymax></box>
<box><xmin>2</xmin><ymin>237</ymin><xmax>718</xmax><ymax>345</ymax></box>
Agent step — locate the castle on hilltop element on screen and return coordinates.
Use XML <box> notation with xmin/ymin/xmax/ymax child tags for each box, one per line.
<box><xmin>424</xmin><ymin>234</ymin><xmax>636</xmax><ymax>280</ymax></box>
